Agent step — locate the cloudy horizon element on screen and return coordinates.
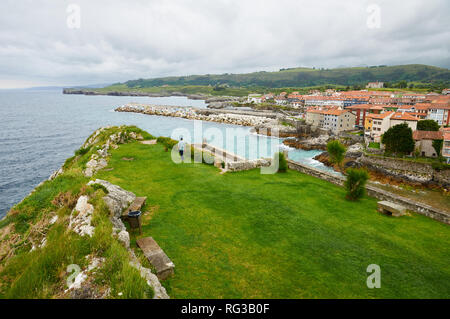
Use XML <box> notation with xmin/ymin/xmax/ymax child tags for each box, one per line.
<box><xmin>0</xmin><ymin>0</ymin><xmax>449</xmax><ymax>88</ymax></box>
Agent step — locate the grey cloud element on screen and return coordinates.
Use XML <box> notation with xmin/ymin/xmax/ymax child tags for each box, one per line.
<box><xmin>0</xmin><ymin>0</ymin><xmax>448</xmax><ymax>88</ymax></box>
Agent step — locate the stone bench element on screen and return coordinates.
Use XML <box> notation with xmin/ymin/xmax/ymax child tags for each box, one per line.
<box><xmin>377</xmin><ymin>201</ymin><xmax>407</xmax><ymax>217</ymax></box>
<box><xmin>136</xmin><ymin>237</ymin><xmax>175</xmax><ymax>280</ymax></box>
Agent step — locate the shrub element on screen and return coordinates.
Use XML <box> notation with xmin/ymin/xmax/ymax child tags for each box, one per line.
<box><xmin>345</xmin><ymin>168</ymin><xmax>369</xmax><ymax>201</ymax></box>
<box><xmin>275</xmin><ymin>152</ymin><xmax>288</xmax><ymax>173</ymax></box>
<box><xmin>327</xmin><ymin>140</ymin><xmax>347</xmax><ymax>173</ymax></box>
<box><xmin>157</xmin><ymin>137</ymin><xmax>178</xmax><ymax>150</ymax></box>
<box><xmin>74</xmin><ymin>146</ymin><xmax>91</xmax><ymax>156</ymax></box>
<box><xmin>417</xmin><ymin>120</ymin><xmax>440</xmax><ymax>131</ymax></box>
<box><xmin>432</xmin><ymin>161</ymin><xmax>450</xmax><ymax>171</ymax></box>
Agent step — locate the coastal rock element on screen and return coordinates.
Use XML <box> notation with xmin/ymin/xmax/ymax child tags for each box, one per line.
<box><xmin>84</xmin><ymin>155</ymin><xmax>108</xmax><ymax>177</ymax></box>
<box><xmin>117</xmin><ymin>230</ymin><xmax>130</xmax><ymax>249</ymax></box>
<box><xmin>129</xmin><ymin>255</ymin><xmax>170</xmax><ymax>299</ymax></box>
<box><xmin>49</xmin><ymin>167</ymin><xmax>64</xmax><ymax>180</ymax></box>
<box><xmin>69</xmin><ymin>196</ymin><xmax>95</xmax><ymax>237</ymax></box>
<box><xmin>87</xmin><ymin>179</ymin><xmax>136</xmax><ymax>218</ymax></box>
<box><xmin>346</xmin><ymin>143</ymin><xmax>363</xmax><ymax>158</ymax></box>
<box><xmin>115</xmin><ymin>104</ymin><xmax>278</xmax><ymax>128</ymax></box>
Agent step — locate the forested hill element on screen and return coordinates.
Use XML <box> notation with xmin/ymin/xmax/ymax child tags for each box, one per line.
<box><xmin>121</xmin><ymin>64</ymin><xmax>450</xmax><ymax>89</ymax></box>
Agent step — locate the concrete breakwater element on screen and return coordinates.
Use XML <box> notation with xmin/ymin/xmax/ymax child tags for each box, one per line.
<box><xmin>115</xmin><ymin>103</ymin><xmax>279</xmax><ymax>128</ymax></box>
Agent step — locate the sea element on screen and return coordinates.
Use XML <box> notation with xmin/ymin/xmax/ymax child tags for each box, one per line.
<box><xmin>0</xmin><ymin>88</ymin><xmax>333</xmax><ymax>218</ymax></box>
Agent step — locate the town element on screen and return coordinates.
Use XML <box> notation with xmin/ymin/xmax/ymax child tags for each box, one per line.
<box><xmin>247</xmin><ymin>84</ymin><xmax>450</xmax><ymax>163</ymax></box>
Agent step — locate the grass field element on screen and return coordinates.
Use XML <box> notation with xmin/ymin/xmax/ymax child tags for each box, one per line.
<box><xmin>94</xmin><ymin>141</ymin><xmax>450</xmax><ymax>299</ymax></box>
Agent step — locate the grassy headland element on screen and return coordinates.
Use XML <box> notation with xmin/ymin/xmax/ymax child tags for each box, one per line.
<box><xmin>1</xmin><ymin>126</ymin><xmax>449</xmax><ymax>299</ymax></box>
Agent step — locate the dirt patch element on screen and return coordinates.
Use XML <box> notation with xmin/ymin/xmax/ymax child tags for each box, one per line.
<box><xmin>141</xmin><ymin>139</ymin><xmax>157</xmax><ymax>145</ymax></box>
<box><xmin>121</xmin><ymin>157</ymin><xmax>135</xmax><ymax>161</ymax></box>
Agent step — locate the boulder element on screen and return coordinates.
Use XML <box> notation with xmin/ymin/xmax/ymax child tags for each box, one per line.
<box><xmin>88</xmin><ymin>180</ymin><xmax>136</xmax><ymax>218</ymax></box>
<box><xmin>69</xmin><ymin>196</ymin><xmax>95</xmax><ymax>237</ymax></box>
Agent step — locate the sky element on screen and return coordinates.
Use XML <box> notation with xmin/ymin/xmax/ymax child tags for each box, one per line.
<box><xmin>0</xmin><ymin>0</ymin><xmax>449</xmax><ymax>88</ymax></box>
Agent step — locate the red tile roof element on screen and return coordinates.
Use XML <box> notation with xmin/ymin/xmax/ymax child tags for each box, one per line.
<box><xmin>413</xmin><ymin>131</ymin><xmax>443</xmax><ymax>140</ymax></box>
<box><xmin>391</xmin><ymin>112</ymin><xmax>419</xmax><ymax>121</ymax></box>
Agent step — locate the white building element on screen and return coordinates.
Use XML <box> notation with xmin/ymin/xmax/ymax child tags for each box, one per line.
<box><xmin>426</xmin><ymin>105</ymin><xmax>450</xmax><ymax>126</ymax></box>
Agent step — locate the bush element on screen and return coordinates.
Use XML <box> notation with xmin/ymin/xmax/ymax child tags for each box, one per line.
<box><xmin>417</xmin><ymin>120</ymin><xmax>440</xmax><ymax>131</ymax></box>
<box><xmin>345</xmin><ymin>168</ymin><xmax>369</xmax><ymax>201</ymax></box>
<box><xmin>74</xmin><ymin>146</ymin><xmax>91</xmax><ymax>156</ymax></box>
<box><xmin>275</xmin><ymin>152</ymin><xmax>288</xmax><ymax>173</ymax></box>
<box><xmin>327</xmin><ymin>140</ymin><xmax>347</xmax><ymax>172</ymax></box>
<box><xmin>157</xmin><ymin>137</ymin><xmax>178</xmax><ymax>150</ymax></box>
<box><xmin>432</xmin><ymin>161</ymin><xmax>450</xmax><ymax>171</ymax></box>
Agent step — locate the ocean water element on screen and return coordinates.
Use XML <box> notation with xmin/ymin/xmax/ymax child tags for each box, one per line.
<box><xmin>0</xmin><ymin>89</ymin><xmax>332</xmax><ymax>218</ymax></box>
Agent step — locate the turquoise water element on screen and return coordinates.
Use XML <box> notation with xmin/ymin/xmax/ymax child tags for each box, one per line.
<box><xmin>0</xmin><ymin>89</ymin><xmax>331</xmax><ymax>218</ymax></box>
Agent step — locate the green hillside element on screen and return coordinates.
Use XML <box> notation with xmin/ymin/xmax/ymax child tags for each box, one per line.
<box><xmin>122</xmin><ymin>64</ymin><xmax>449</xmax><ymax>89</ymax></box>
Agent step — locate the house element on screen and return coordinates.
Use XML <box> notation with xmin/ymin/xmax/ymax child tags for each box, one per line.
<box><xmin>366</xmin><ymin>81</ymin><xmax>384</xmax><ymax>89</ymax></box>
<box><xmin>390</xmin><ymin>112</ymin><xmax>419</xmax><ymax>131</ymax></box>
<box><xmin>345</xmin><ymin>104</ymin><xmax>373</xmax><ymax>128</ymax></box>
<box><xmin>365</xmin><ymin>112</ymin><xmax>394</xmax><ymax>142</ymax></box>
<box><xmin>274</xmin><ymin>96</ymin><xmax>287</xmax><ymax>105</ymax></box>
<box><xmin>305</xmin><ymin>109</ymin><xmax>324</xmax><ymax>127</ymax></box>
<box><xmin>322</xmin><ymin>109</ymin><xmax>356</xmax><ymax>134</ymax></box>
<box><xmin>247</xmin><ymin>94</ymin><xmax>263</xmax><ymax>104</ymax></box>
<box><xmin>426</xmin><ymin>104</ymin><xmax>450</xmax><ymax>126</ymax></box>
<box><xmin>443</xmin><ymin>128</ymin><xmax>450</xmax><ymax>163</ymax></box>
<box><xmin>413</xmin><ymin>131</ymin><xmax>443</xmax><ymax>158</ymax></box>
<box><xmin>442</xmin><ymin>89</ymin><xmax>450</xmax><ymax>95</ymax></box>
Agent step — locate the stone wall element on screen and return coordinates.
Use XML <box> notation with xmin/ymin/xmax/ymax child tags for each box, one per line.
<box><xmin>359</xmin><ymin>155</ymin><xmax>450</xmax><ymax>187</ymax></box>
<box><xmin>287</xmin><ymin>159</ymin><xmax>449</xmax><ymax>224</ymax></box>
<box><xmin>227</xmin><ymin>158</ymin><xmax>272</xmax><ymax>172</ymax></box>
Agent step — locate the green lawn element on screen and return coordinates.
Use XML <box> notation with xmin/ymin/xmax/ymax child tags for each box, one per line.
<box><xmin>96</xmin><ymin>141</ymin><xmax>450</xmax><ymax>299</ymax></box>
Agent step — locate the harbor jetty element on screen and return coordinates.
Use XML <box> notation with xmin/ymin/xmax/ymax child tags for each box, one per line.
<box><xmin>115</xmin><ymin>103</ymin><xmax>288</xmax><ymax>129</ymax></box>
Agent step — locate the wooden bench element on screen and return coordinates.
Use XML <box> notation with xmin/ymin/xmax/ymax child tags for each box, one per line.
<box><xmin>136</xmin><ymin>237</ymin><xmax>175</xmax><ymax>280</ymax></box>
<box><xmin>122</xmin><ymin>197</ymin><xmax>147</xmax><ymax>219</ymax></box>
<box><xmin>377</xmin><ymin>201</ymin><xmax>407</xmax><ymax>217</ymax></box>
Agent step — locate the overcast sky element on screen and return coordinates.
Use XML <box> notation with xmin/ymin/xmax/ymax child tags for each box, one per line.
<box><xmin>0</xmin><ymin>0</ymin><xmax>449</xmax><ymax>88</ymax></box>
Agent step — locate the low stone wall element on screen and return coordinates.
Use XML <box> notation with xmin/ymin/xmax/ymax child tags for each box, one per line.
<box><xmin>227</xmin><ymin>158</ymin><xmax>272</xmax><ymax>172</ymax></box>
<box><xmin>287</xmin><ymin>159</ymin><xmax>450</xmax><ymax>224</ymax></box>
<box><xmin>339</xmin><ymin>132</ymin><xmax>364</xmax><ymax>143</ymax></box>
<box><xmin>359</xmin><ymin>155</ymin><xmax>450</xmax><ymax>187</ymax></box>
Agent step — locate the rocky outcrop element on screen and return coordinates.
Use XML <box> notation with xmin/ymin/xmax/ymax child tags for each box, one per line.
<box><xmin>358</xmin><ymin>155</ymin><xmax>450</xmax><ymax>188</ymax></box>
<box><xmin>86</xmin><ymin>179</ymin><xmax>169</xmax><ymax>299</ymax></box>
<box><xmin>284</xmin><ymin>135</ymin><xmax>331</xmax><ymax>150</ymax></box>
<box><xmin>83</xmin><ymin>128</ymin><xmax>143</xmax><ymax>177</ymax></box>
<box><xmin>69</xmin><ymin>196</ymin><xmax>95</xmax><ymax>237</ymax></box>
<box><xmin>88</xmin><ymin>180</ymin><xmax>136</xmax><ymax>218</ymax></box>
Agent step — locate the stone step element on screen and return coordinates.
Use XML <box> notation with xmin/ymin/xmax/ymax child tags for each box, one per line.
<box><xmin>136</xmin><ymin>237</ymin><xmax>175</xmax><ymax>280</ymax></box>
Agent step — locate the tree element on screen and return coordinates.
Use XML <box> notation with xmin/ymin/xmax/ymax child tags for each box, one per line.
<box><xmin>327</xmin><ymin>140</ymin><xmax>347</xmax><ymax>173</ymax></box>
<box><xmin>381</xmin><ymin>124</ymin><xmax>415</xmax><ymax>155</ymax></box>
<box><xmin>417</xmin><ymin>120</ymin><xmax>440</xmax><ymax>131</ymax></box>
<box><xmin>345</xmin><ymin>168</ymin><xmax>369</xmax><ymax>201</ymax></box>
<box><xmin>432</xmin><ymin>139</ymin><xmax>443</xmax><ymax>158</ymax></box>
<box><xmin>397</xmin><ymin>80</ymin><xmax>408</xmax><ymax>88</ymax></box>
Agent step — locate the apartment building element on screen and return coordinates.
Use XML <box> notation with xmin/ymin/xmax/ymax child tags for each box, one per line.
<box><xmin>321</xmin><ymin>109</ymin><xmax>356</xmax><ymax>134</ymax></box>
